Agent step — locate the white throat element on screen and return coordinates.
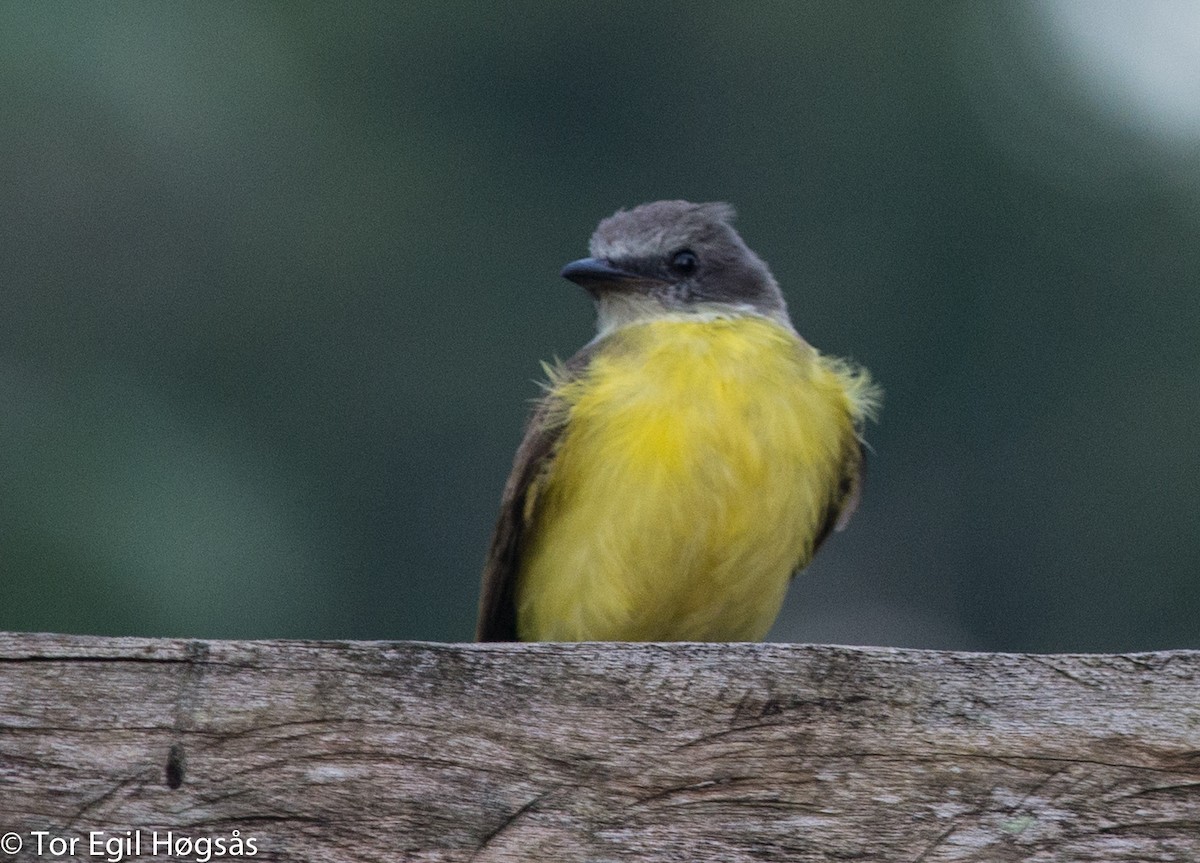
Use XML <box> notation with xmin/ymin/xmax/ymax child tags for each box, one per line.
<box><xmin>592</xmin><ymin>293</ymin><xmax>793</xmax><ymax>340</ymax></box>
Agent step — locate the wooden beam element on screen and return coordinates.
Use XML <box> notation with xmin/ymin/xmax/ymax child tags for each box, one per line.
<box><xmin>1</xmin><ymin>633</ymin><xmax>1197</xmax><ymax>861</ymax></box>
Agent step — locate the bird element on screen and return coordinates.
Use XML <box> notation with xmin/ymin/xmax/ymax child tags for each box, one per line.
<box><xmin>477</xmin><ymin>200</ymin><xmax>878</xmax><ymax>642</ymax></box>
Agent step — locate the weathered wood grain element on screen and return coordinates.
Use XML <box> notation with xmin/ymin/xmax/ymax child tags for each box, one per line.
<box><xmin>0</xmin><ymin>633</ymin><xmax>1197</xmax><ymax>862</ymax></box>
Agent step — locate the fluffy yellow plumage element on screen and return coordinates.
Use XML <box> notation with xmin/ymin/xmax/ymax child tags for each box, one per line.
<box><xmin>476</xmin><ymin>200</ymin><xmax>878</xmax><ymax>642</ymax></box>
<box><xmin>516</xmin><ymin>316</ymin><xmax>873</xmax><ymax>641</ymax></box>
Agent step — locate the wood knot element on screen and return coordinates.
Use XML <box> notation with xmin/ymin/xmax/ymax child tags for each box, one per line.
<box><xmin>165</xmin><ymin>743</ymin><xmax>186</xmax><ymax>789</ymax></box>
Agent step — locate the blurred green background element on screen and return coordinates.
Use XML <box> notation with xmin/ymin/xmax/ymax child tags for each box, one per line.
<box><xmin>2</xmin><ymin>2</ymin><xmax>1197</xmax><ymax>651</ymax></box>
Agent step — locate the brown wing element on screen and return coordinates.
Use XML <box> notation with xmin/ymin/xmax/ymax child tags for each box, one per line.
<box><xmin>475</xmin><ymin>345</ymin><xmax>598</xmax><ymax>641</ymax></box>
<box><xmin>809</xmin><ymin>438</ymin><xmax>867</xmax><ymax>561</ymax></box>
<box><xmin>474</xmin><ymin>399</ymin><xmax>564</xmax><ymax>641</ymax></box>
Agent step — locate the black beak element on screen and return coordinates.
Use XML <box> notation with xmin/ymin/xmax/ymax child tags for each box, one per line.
<box><xmin>560</xmin><ymin>257</ymin><xmax>648</xmax><ymax>295</ymax></box>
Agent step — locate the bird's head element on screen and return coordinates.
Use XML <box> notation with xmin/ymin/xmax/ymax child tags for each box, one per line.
<box><xmin>561</xmin><ymin>200</ymin><xmax>790</xmax><ymax>336</ymax></box>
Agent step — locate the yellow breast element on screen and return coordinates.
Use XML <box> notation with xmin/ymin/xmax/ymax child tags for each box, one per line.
<box><xmin>516</xmin><ymin>314</ymin><xmax>870</xmax><ymax>641</ymax></box>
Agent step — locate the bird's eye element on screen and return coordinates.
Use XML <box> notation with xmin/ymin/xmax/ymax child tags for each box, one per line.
<box><xmin>669</xmin><ymin>249</ymin><xmax>698</xmax><ymax>275</ymax></box>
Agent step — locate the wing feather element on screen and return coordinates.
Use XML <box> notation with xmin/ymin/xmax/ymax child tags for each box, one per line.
<box><xmin>809</xmin><ymin>438</ymin><xmax>867</xmax><ymax>561</ymax></box>
<box><xmin>475</xmin><ymin>344</ymin><xmax>598</xmax><ymax>641</ymax></box>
